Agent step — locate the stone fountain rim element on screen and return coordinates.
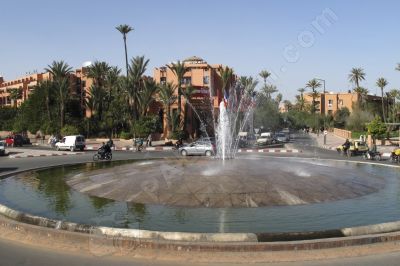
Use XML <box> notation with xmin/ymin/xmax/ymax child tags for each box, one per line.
<box><xmin>0</xmin><ymin>158</ymin><xmax>399</xmax><ymax>248</ymax></box>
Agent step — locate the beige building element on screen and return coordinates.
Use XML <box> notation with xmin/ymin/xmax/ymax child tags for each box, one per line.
<box><xmin>153</xmin><ymin>56</ymin><xmax>233</xmax><ymax>138</ymax></box>
<box><xmin>304</xmin><ymin>91</ymin><xmax>384</xmax><ymax>115</ymax></box>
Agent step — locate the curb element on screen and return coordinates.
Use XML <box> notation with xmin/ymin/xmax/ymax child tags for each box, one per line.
<box><xmin>237</xmin><ymin>149</ymin><xmax>301</xmax><ymax>153</ymax></box>
<box><xmin>9</xmin><ymin>152</ymin><xmax>83</xmax><ymax>159</ymax></box>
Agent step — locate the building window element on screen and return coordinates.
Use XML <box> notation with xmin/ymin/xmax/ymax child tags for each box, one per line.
<box><xmin>160</xmin><ymin>77</ymin><xmax>166</xmax><ymax>85</ymax></box>
<box><xmin>181</xmin><ymin>77</ymin><xmax>191</xmax><ymax>85</ymax></box>
<box><xmin>339</xmin><ymin>99</ymin><xmax>343</xmax><ymax>105</ymax></box>
<box><xmin>328</xmin><ymin>99</ymin><xmax>333</xmax><ymax>107</ymax></box>
<box><xmin>203</xmin><ymin>76</ymin><xmax>209</xmax><ymax>84</ymax></box>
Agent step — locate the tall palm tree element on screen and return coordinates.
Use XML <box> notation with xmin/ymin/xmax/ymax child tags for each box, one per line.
<box><xmin>376</xmin><ymin>77</ymin><xmax>388</xmax><ymax>123</ymax></box>
<box><xmin>297</xmin><ymin>88</ymin><xmax>305</xmax><ymax>111</ymax></box>
<box><xmin>116</xmin><ymin>24</ymin><xmax>134</xmax><ymax>78</ymax></box>
<box><xmin>388</xmin><ymin>89</ymin><xmax>400</xmax><ymax>123</ymax></box>
<box><xmin>306</xmin><ymin>79</ymin><xmax>322</xmax><ymax>114</ymax></box>
<box><xmin>262</xmin><ymin>84</ymin><xmax>278</xmax><ymax>99</ymax></box>
<box><xmin>168</xmin><ymin>61</ymin><xmax>188</xmax><ymax>126</ymax></box>
<box><xmin>45</xmin><ymin>61</ymin><xmax>73</xmax><ymax>129</ymax></box>
<box><xmin>348</xmin><ymin>67</ymin><xmax>366</xmax><ymax>89</ymax></box>
<box><xmin>259</xmin><ymin>70</ymin><xmax>271</xmax><ymax>85</ymax></box>
<box><xmin>38</xmin><ymin>80</ymin><xmax>55</xmax><ymax>121</ymax></box>
<box><xmin>86</xmin><ymin>61</ymin><xmax>111</xmax><ymax>87</ymax></box>
<box><xmin>137</xmin><ymin>79</ymin><xmax>159</xmax><ymax>117</ymax></box>
<box><xmin>9</xmin><ymin>88</ymin><xmax>22</xmax><ymax>108</ymax></box>
<box><xmin>396</xmin><ymin>63</ymin><xmax>400</xmax><ymax>72</ymax></box>
<box><xmin>158</xmin><ymin>82</ymin><xmax>177</xmax><ymax>132</ymax></box>
<box><xmin>127</xmin><ymin>56</ymin><xmax>149</xmax><ymax>120</ymax></box>
<box><xmin>275</xmin><ymin>93</ymin><xmax>282</xmax><ymax>105</ymax></box>
<box><xmin>182</xmin><ymin>85</ymin><xmax>196</xmax><ymax>132</ymax></box>
<box><xmin>218</xmin><ymin>66</ymin><xmax>234</xmax><ymax>97</ymax></box>
<box><xmin>348</xmin><ymin>67</ymin><xmax>366</xmax><ymax>103</ymax></box>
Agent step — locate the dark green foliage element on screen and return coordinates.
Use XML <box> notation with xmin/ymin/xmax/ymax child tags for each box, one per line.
<box><xmin>367</xmin><ymin>116</ymin><xmax>387</xmax><ymax>141</ymax></box>
<box><xmin>0</xmin><ymin>107</ymin><xmax>17</xmax><ymax>130</ymax></box>
<box><xmin>333</xmin><ymin>107</ymin><xmax>350</xmax><ymax>128</ymax></box>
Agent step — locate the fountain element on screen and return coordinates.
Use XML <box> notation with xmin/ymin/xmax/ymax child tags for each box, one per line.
<box><xmin>0</xmin><ymin>83</ymin><xmax>399</xmax><ymax>237</ymax></box>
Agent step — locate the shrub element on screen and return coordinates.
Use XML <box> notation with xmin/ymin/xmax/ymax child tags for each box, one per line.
<box><xmin>119</xmin><ymin>131</ymin><xmax>132</xmax><ymax>140</ymax></box>
<box><xmin>61</xmin><ymin>125</ymin><xmax>79</xmax><ymax>136</ymax></box>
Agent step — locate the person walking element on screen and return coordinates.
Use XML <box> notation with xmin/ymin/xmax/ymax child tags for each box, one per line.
<box><xmin>146</xmin><ymin>134</ymin><xmax>152</xmax><ymax>147</ymax></box>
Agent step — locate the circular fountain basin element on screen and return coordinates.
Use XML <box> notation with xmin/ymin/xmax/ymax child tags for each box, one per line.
<box><xmin>0</xmin><ymin>157</ymin><xmax>398</xmax><ymax>234</ymax></box>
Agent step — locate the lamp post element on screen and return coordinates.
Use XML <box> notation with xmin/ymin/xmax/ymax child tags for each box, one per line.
<box><xmin>316</xmin><ymin>78</ymin><xmax>326</xmax><ymax>143</ymax></box>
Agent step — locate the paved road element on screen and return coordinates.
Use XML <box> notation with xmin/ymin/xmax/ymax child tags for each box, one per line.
<box><xmin>0</xmin><ymin>134</ymin><xmax>399</xmax><ymax>265</ymax></box>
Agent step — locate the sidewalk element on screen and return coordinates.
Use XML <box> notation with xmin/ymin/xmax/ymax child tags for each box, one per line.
<box><xmin>310</xmin><ymin>132</ymin><xmax>396</xmax><ymax>157</ymax></box>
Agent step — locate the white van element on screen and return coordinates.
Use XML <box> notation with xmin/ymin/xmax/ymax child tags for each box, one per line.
<box><xmin>0</xmin><ymin>141</ymin><xmax>6</xmax><ymax>156</ymax></box>
<box><xmin>256</xmin><ymin>132</ymin><xmax>273</xmax><ymax>145</ymax></box>
<box><xmin>55</xmin><ymin>135</ymin><xmax>85</xmax><ymax>151</ymax></box>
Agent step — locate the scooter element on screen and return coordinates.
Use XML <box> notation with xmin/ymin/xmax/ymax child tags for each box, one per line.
<box><xmin>363</xmin><ymin>150</ymin><xmax>382</xmax><ymax>161</ymax></box>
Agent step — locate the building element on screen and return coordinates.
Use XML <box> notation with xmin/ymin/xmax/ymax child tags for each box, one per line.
<box><xmin>153</xmin><ymin>56</ymin><xmax>232</xmax><ymax>138</ymax></box>
<box><xmin>0</xmin><ymin>73</ymin><xmax>51</xmax><ymax>107</ymax></box>
<box><xmin>0</xmin><ymin>67</ymin><xmax>92</xmax><ymax>113</ymax></box>
<box><xmin>303</xmin><ymin>91</ymin><xmax>385</xmax><ymax>115</ymax></box>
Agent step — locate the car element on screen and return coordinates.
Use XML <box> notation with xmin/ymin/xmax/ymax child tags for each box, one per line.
<box><xmin>275</xmin><ymin>132</ymin><xmax>289</xmax><ymax>143</ymax></box>
<box><xmin>55</xmin><ymin>135</ymin><xmax>86</xmax><ymax>151</ymax></box>
<box><xmin>337</xmin><ymin>140</ymin><xmax>369</xmax><ymax>156</ymax></box>
<box><xmin>0</xmin><ymin>141</ymin><xmax>6</xmax><ymax>156</ymax></box>
<box><xmin>256</xmin><ymin>132</ymin><xmax>273</xmax><ymax>145</ymax></box>
<box><xmin>179</xmin><ymin>140</ymin><xmax>215</xmax><ymax>156</ymax></box>
<box><xmin>5</xmin><ymin>134</ymin><xmax>24</xmax><ymax>147</ymax></box>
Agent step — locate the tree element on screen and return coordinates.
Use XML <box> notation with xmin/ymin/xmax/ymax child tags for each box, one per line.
<box><xmin>348</xmin><ymin>67</ymin><xmax>366</xmax><ymax>89</ymax></box>
<box><xmin>297</xmin><ymin>88</ymin><xmax>306</xmax><ymax>111</ymax></box>
<box><xmin>182</xmin><ymin>85</ymin><xmax>196</xmax><ymax>132</ymax></box>
<box><xmin>333</xmin><ymin>107</ymin><xmax>350</xmax><ymax>128</ymax></box>
<box><xmin>127</xmin><ymin>56</ymin><xmax>150</xmax><ymax>121</ymax></box>
<box><xmin>218</xmin><ymin>66</ymin><xmax>234</xmax><ymax>97</ymax></box>
<box><xmin>376</xmin><ymin>77</ymin><xmax>388</xmax><ymax>123</ymax></box>
<box><xmin>8</xmin><ymin>88</ymin><xmax>22</xmax><ymax>108</ymax></box>
<box><xmin>261</xmin><ymin>84</ymin><xmax>277</xmax><ymax>99</ymax></box>
<box><xmin>305</xmin><ymin>79</ymin><xmax>321</xmax><ymax>114</ymax></box>
<box><xmin>259</xmin><ymin>70</ymin><xmax>271</xmax><ymax>85</ymax></box>
<box><xmin>137</xmin><ymin>79</ymin><xmax>159</xmax><ymax>117</ymax></box>
<box><xmin>367</xmin><ymin>116</ymin><xmax>387</xmax><ymax>143</ymax></box>
<box><xmin>116</xmin><ymin>24</ymin><xmax>134</xmax><ymax>78</ymax></box>
<box><xmin>45</xmin><ymin>60</ymin><xmax>73</xmax><ymax>129</ymax></box>
<box><xmin>349</xmin><ymin>67</ymin><xmax>366</xmax><ymax>103</ymax></box>
<box><xmin>396</xmin><ymin>63</ymin><xmax>400</xmax><ymax>72</ymax></box>
<box><xmin>158</xmin><ymin>83</ymin><xmax>177</xmax><ymax>133</ymax></box>
<box><xmin>168</xmin><ymin>61</ymin><xmax>188</xmax><ymax>126</ymax></box>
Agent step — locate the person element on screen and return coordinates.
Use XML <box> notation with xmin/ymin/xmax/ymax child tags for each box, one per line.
<box><xmin>99</xmin><ymin>142</ymin><xmax>111</xmax><ymax>159</ymax></box>
<box><xmin>136</xmin><ymin>138</ymin><xmax>144</xmax><ymax>152</ymax></box>
<box><xmin>107</xmin><ymin>138</ymin><xmax>114</xmax><ymax>150</ymax></box>
<box><xmin>146</xmin><ymin>134</ymin><xmax>152</xmax><ymax>147</ymax></box>
<box><xmin>175</xmin><ymin>138</ymin><xmax>183</xmax><ymax>149</ymax></box>
<box><xmin>343</xmin><ymin>139</ymin><xmax>351</xmax><ymax>153</ymax></box>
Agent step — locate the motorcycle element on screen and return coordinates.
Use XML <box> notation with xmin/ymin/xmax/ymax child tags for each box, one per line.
<box><xmin>391</xmin><ymin>149</ymin><xmax>400</xmax><ymax>164</ymax></box>
<box><xmin>363</xmin><ymin>150</ymin><xmax>382</xmax><ymax>161</ymax></box>
<box><xmin>93</xmin><ymin>148</ymin><xmax>112</xmax><ymax>161</ymax></box>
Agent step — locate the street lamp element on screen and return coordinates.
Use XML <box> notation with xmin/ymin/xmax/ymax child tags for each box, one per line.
<box><xmin>316</xmin><ymin>78</ymin><xmax>326</xmax><ymax>144</ymax></box>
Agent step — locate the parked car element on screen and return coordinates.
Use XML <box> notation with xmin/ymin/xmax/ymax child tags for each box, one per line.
<box><xmin>275</xmin><ymin>132</ymin><xmax>289</xmax><ymax>143</ymax></box>
<box><xmin>0</xmin><ymin>141</ymin><xmax>6</xmax><ymax>156</ymax></box>
<box><xmin>55</xmin><ymin>135</ymin><xmax>86</xmax><ymax>151</ymax></box>
<box><xmin>5</xmin><ymin>134</ymin><xmax>24</xmax><ymax>147</ymax></box>
<box><xmin>256</xmin><ymin>132</ymin><xmax>273</xmax><ymax>145</ymax></box>
<box><xmin>179</xmin><ymin>140</ymin><xmax>215</xmax><ymax>156</ymax></box>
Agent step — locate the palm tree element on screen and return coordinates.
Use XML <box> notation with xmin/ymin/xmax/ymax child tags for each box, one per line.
<box><xmin>396</xmin><ymin>63</ymin><xmax>400</xmax><ymax>72</ymax></box>
<box><xmin>182</xmin><ymin>85</ymin><xmax>196</xmax><ymax>132</ymax></box>
<box><xmin>376</xmin><ymin>77</ymin><xmax>388</xmax><ymax>123</ymax></box>
<box><xmin>9</xmin><ymin>88</ymin><xmax>22</xmax><ymax>108</ymax></box>
<box><xmin>137</xmin><ymin>79</ymin><xmax>159</xmax><ymax>117</ymax></box>
<box><xmin>218</xmin><ymin>66</ymin><xmax>234</xmax><ymax>97</ymax></box>
<box><xmin>158</xmin><ymin>83</ymin><xmax>177</xmax><ymax>132</ymax></box>
<box><xmin>262</xmin><ymin>84</ymin><xmax>278</xmax><ymax>99</ymax></box>
<box><xmin>388</xmin><ymin>89</ymin><xmax>399</xmax><ymax>123</ymax></box>
<box><xmin>297</xmin><ymin>88</ymin><xmax>305</xmax><ymax>111</ymax></box>
<box><xmin>127</xmin><ymin>56</ymin><xmax>149</xmax><ymax>120</ymax></box>
<box><xmin>306</xmin><ymin>79</ymin><xmax>322</xmax><ymax>114</ymax></box>
<box><xmin>283</xmin><ymin>100</ymin><xmax>292</xmax><ymax>111</ymax></box>
<box><xmin>275</xmin><ymin>93</ymin><xmax>282</xmax><ymax>105</ymax></box>
<box><xmin>86</xmin><ymin>61</ymin><xmax>111</xmax><ymax>87</ymax></box>
<box><xmin>259</xmin><ymin>70</ymin><xmax>271</xmax><ymax>85</ymax></box>
<box><xmin>45</xmin><ymin>61</ymin><xmax>73</xmax><ymax>129</ymax></box>
<box><xmin>168</xmin><ymin>61</ymin><xmax>188</xmax><ymax>126</ymax></box>
<box><xmin>38</xmin><ymin>80</ymin><xmax>55</xmax><ymax>121</ymax></box>
<box><xmin>116</xmin><ymin>24</ymin><xmax>134</xmax><ymax>78</ymax></box>
<box><xmin>348</xmin><ymin>67</ymin><xmax>366</xmax><ymax>103</ymax></box>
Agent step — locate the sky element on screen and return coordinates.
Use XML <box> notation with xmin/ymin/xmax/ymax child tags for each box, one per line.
<box><xmin>1</xmin><ymin>0</ymin><xmax>400</xmax><ymax>100</ymax></box>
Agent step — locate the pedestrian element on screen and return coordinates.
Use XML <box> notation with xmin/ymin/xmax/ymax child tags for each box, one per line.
<box><xmin>147</xmin><ymin>134</ymin><xmax>152</xmax><ymax>147</ymax></box>
<box><xmin>107</xmin><ymin>138</ymin><xmax>114</xmax><ymax>150</ymax></box>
